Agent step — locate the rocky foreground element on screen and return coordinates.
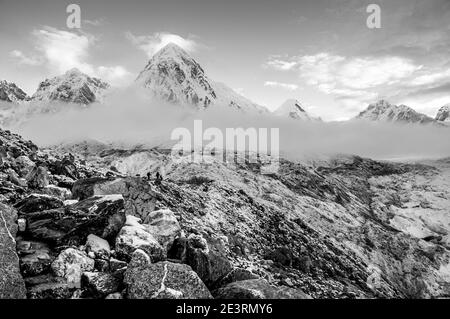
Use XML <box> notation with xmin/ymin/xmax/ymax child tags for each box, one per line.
<box><xmin>1</xmin><ymin>127</ymin><xmax>450</xmax><ymax>299</ymax></box>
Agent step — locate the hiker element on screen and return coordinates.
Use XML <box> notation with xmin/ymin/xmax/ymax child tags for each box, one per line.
<box><xmin>155</xmin><ymin>171</ymin><xmax>163</xmax><ymax>185</ymax></box>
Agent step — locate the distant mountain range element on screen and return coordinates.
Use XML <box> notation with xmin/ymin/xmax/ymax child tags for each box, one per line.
<box><xmin>1</xmin><ymin>43</ymin><xmax>448</xmax><ymax>125</ymax></box>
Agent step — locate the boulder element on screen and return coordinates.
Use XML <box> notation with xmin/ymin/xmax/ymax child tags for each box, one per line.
<box><xmin>26</xmin><ymin>275</ymin><xmax>75</xmax><ymax>299</ymax></box>
<box><xmin>81</xmin><ymin>272</ymin><xmax>121</xmax><ymax>297</ymax></box>
<box><xmin>213</xmin><ymin>279</ymin><xmax>311</xmax><ymax>299</ymax></box>
<box><xmin>41</xmin><ymin>185</ymin><xmax>72</xmax><ymax>200</ymax></box>
<box><xmin>14</xmin><ymin>155</ymin><xmax>35</xmax><ymax>177</ymax></box>
<box><xmin>145</xmin><ymin>209</ymin><xmax>181</xmax><ymax>251</ymax></box>
<box><xmin>25</xmin><ymin>195</ymin><xmax>126</xmax><ymax>246</ymax></box>
<box><xmin>14</xmin><ymin>193</ymin><xmax>63</xmax><ymax>214</ymax></box>
<box><xmin>51</xmin><ymin>248</ymin><xmax>95</xmax><ymax>288</ymax></box>
<box><xmin>213</xmin><ymin>268</ymin><xmax>259</xmax><ymax>289</ymax></box>
<box><xmin>105</xmin><ymin>292</ymin><xmax>123</xmax><ymax>299</ymax></box>
<box><xmin>0</xmin><ymin>203</ymin><xmax>27</xmax><ymax>298</ymax></box>
<box><xmin>115</xmin><ymin>215</ymin><xmax>165</xmax><ymax>262</ymax></box>
<box><xmin>183</xmin><ymin>234</ymin><xmax>232</xmax><ymax>288</ymax></box>
<box><xmin>26</xmin><ymin>166</ymin><xmax>49</xmax><ymax>189</ymax></box>
<box><xmin>17</xmin><ymin>239</ymin><xmax>54</xmax><ymax>277</ymax></box>
<box><xmin>73</xmin><ymin>177</ymin><xmax>158</xmax><ymax>221</ymax></box>
<box><xmin>7</xmin><ymin>169</ymin><xmax>27</xmax><ymax>187</ymax></box>
<box><xmin>72</xmin><ymin>177</ymin><xmax>111</xmax><ymax>200</ymax></box>
<box><xmin>125</xmin><ymin>261</ymin><xmax>212</xmax><ymax>299</ymax></box>
<box><xmin>85</xmin><ymin>234</ymin><xmax>111</xmax><ymax>259</ymax></box>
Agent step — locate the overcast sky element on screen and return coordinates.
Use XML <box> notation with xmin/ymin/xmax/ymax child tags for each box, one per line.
<box><xmin>1</xmin><ymin>0</ymin><xmax>450</xmax><ymax>120</ymax></box>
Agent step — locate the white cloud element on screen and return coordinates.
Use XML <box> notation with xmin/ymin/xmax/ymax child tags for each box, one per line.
<box><xmin>126</xmin><ymin>32</ymin><xmax>198</xmax><ymax>58</ymax></box>
<box><xmin>10</xmin><ymin>50</ymin><xmax>43</xmax><ymax>66</ymax></box>
<box><xmin>32</xmin><ymin>27</ymin><xmax>94</xmax><ymax>74</ymax></box>
<box><xmin>264</xmin><ymin>58</ymin><xmax>297</xmax><ymax>71</ymax></box>
<box><xmin>12</xmin><ymin>26</ymin><xmax>131</xmax><ymax>86</ymax></box>
<box><xmin>264</xmin><ymin>81</ymin><xmax>298</xmax><ymax>91</ymax></box>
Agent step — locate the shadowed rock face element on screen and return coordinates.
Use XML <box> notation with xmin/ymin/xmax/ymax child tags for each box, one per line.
<box><xmin>436</xmin><ymin>105</ymin><xmax>450</xmax><ymax>122</ymax></box>
<box><xmin>0</xmin><ymin>80</ymin><xmax>29</xmax><ymax>103</ymax></box>
<box><xmin>0</xmin><ymin>203</ymin><xmax>26</xmax><ymax>298</ymax></box>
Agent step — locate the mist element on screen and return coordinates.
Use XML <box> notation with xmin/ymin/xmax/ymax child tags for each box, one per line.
<box><xmin>3</xmin><ymin>88</ymin><xmax>450</xmax><ymax>162</ymax></box>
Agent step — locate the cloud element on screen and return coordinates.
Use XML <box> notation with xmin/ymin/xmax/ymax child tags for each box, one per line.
<box><xmin>264</xmin><ymin>81</ymin><xmax>298</xmax><ymax>91</ymax></box>
<box><xmin>10</xmin><ymin>50</ymin><xmax>43</xmax><ymax>66</ymax></box>
<box><xmin>12</xmin><ymin>26</ymin><xmax>131</xmax><ymax>86</ymax></box>
<box><xmin>83</xmin><ymin>18</ymin><xmax>105</xmax><ymax>27</ymax></box>
<box><xmin>126</xmin><ymin>32</ymin><xmax>199</xmax><ymax>58</ymax></box>
<box><xmin>264</xmin><ymin>57</ymin><xmax>297</xmax><ymax>71</ymax></box>
<box><xmin>32</xmin><ymin>27</ymin><xmax>95</xmax><ymax>74</ymax></box>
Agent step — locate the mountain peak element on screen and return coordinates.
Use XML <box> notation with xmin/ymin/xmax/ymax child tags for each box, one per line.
<box><xmin>274</xmin><ymin>99</ymin><xmax>317</xmax><ymax>121</ymax></box>
<box><xmin>356</xmin><ymin>100</ymin><xmax>435</xmax><ymax>124</ymax></box>
<box><xmin>0</xmin><ymin>80</ymin><xmax>29</xmax><ymax>103</ymax></box>
<box><xmin>31</xmin><ymin>70</ymin><xmax>110</xmax><ymax>105</ymax></box>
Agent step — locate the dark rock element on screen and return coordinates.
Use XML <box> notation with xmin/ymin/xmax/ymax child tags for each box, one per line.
<box><xmin>81</xmin><ymin>272</ymin><xmax>121</xmax><ymax>297</ymax></box>
<box><xmin>14</xmin><ymin>193</ymin><xmax>63</xmax><ymax>214</ymax></box>
<box><xmin>27</xmin><ymin>275</ymin><xmax>75</xmax><ymax>299</ymax></box>
<box><xmin>125</xmin><ymin>261</ymin><xmax>212</xmax><ymax>299</ymax></box>
<box><xmin>184</xmin><ymin>234</ymin><xmax>232</xmax><ymax>288</ymax></box>
<box><xmin>0</xmin><ymin>203</ymin><xmax>27</xmax><ymax>298</ymax></box>
<box><xmin>17</xmin><ymin>239</ymin><xmax>54</xmax><ymax>277</ymax></box>
<box><xmin>213</xmin><ymin>279</ymin><xmax>311</xmax><ymax>299</ymax></box>
<box><xmin>25</xmin><ymin>195</ymin><xmax>126</xmax><ymax>246</ymax></box>
<box><xmin>72</xmin><ymin>177</ymin><xmax>110</xmax><ymax>200</ymax></box>
<box><xmin>94</xmin><ymin>259</ymin><xmax>110</xmax><ymax>272</ymax></box>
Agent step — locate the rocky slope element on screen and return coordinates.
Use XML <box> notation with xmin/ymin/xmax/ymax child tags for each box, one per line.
<box><xmin>0</xmin><ymin>81</ymin><xmax>29</xmax><ymax>103</ymax></box>
<box><xmin>136</xmin><ymin>43</ymin><xmax>266</xmax><ymax>112</ymax></box>
<box><xmin>0</xmin><ymin>126</ymin><xmax>449</xmax><ymax>299</ymax></box>
<box><xmin>31</xmin><ymin>69</ymin><xmax>110</xmax><ymax>105</ymax></box>
<box><xmin>356</xmin><ymin>100</ymin><xmax>435</xmax><ymax>124</ymax></box>
<box><xmin>274</xmin><ymin>99</ymin><xmax>318</xmax><ymax>121</ymax></box>
<box><xmin>436</xmin><ymin>105</ymin><xmax>450</xmax><ymax>122</ymax></box>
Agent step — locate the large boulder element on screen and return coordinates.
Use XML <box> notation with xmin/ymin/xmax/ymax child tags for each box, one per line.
<box><xmin>0</xmin><ymin>203</ymin><xmax>27</xmax><ymax>298</ymax></box>
<box><xmin>115</xmin><ymin>215</ymin><xmax>165</xmax><ymax>262</ymax></box>
<box><xmin>26</xmin><ymin>274</ymin><xmax>75</xmax><ymax>299</ymax></box>
<box><xmin>145</xmin><ymin>209</ymin><xmax>181</xmax><ymax>251</ymax></box>
<box><xmin>81</xmin><ymin>272</ymin><xmax>121</xmax><ymax>297</ymax></box>
<box><xmin>72</xmin><ymin>177</ymin><xmax>111</xmax><ymax>200</ymax></box>
<box><xmin>14</xmin><ymin>193</ymin><xmax>63</xmax><ymax>214</ymax></box>
<box><xmin>85</xmin><ymin>234</ymin><xmax>111</xmax><ymax>259</ymax></box>
<box><xmin>213</xmin><ymin>279</ymin><xmax>311</xmax><ymax>299</ymax></box>
<box><xmin>17</xmin><ymin>239</ymin><xmax>54</xmax><ymax>277</ymax></box>
<box><xmin>125</xmin><ymin>261</ymin><xmax>212</xmax><ymax>299</ymax></box>
<box><xmin>72</xmin><ymin>177</ymin><xmax>157</xmax><ymax>221</ymax></box>
<box><xmin>51</xmin><ymin>248</ymin><xmax>95</xmax><ymax>288</ymax></box>
<box><xmin>26</xmin><ymin>166</ymin><xmax>49</xmax><ymax>189</ymax></box>
<box><xmin>25</xmin><ymin>195</ymin><xmax>126</xmax><ymax>246</ymax></box>
<box><xmin>170</xmin><ymin>234</ymin><xmax>232</xmax><ymax>288</ymax></box>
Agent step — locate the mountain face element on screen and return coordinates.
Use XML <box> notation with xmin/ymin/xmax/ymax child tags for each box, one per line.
<box><xmin>355</xmin><ymin>100</ymin><xmax>435</xmax><ymax>124</ymax></box>
<box><xmin>435</xmin><ymin>105</ymin><xmax>450</xmax><ymax>122</ymax></box>
<box><xmin>274</xmin><ymin>99</ymin><xmax>318</xmax><ymax>121</ymax></box>
<box><xmin>0</xmin><ymin>80</ymin><xmax>29</xmax><ymax>103</ymax></box>
<box><xmin>31</xmin><ymin>69</ymin><xmax>110</xmax><ymax>105</ymax></box>
<box><xmin>136</xmin><ymin>43</ymin><xmax>266</xmax><ymax>112</ymax></box>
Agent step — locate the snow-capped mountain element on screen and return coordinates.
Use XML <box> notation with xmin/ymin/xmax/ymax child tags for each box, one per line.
<box><xmin>274</xmin><ymin>99</ymin><xmax>318</xmax><ymax>121</ymax></box>
<box><xmin>435</xmin><ymin>105</ymin><xmax>450</xmax><ymax>122</ymax></box>
<box><xmin>0</xmin><ymin>80</ymin><xmax>29</xmax><ymax>103</ymax></box>
<box><xmin>136</xmin><ymin>43</ymin><xmax>266</xmax><ymax>112</ymax></box>
<box><xmin>355</xmin><ymin>100</ymin><xmax>435</xmax><ymax>124</ymax></box>
<box><xmin>31</xmin><ymin>68</ymin><xmax>110</xmax><ymax>105</ymax></box>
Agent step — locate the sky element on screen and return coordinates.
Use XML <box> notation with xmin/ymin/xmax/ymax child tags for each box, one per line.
<box><xmin>1</xmin><ymin>0</ymin><xmax>450</xmax><ymax>121</ymax></box>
